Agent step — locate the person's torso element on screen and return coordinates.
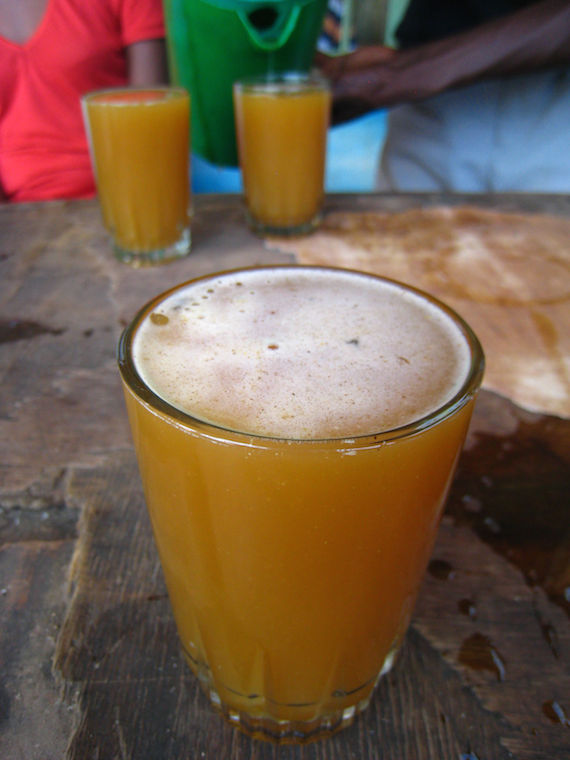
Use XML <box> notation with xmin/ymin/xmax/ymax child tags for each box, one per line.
<box><xmin>0</xmin><ymin>0</ymin><xmax>128</xmax><ymax>200</ymax></box>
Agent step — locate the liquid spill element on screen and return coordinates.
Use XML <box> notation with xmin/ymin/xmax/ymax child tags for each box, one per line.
<box><xmin>542</xmin><ymin>700</ymin><xmax>570</xmax><ymax>727</ymax></box>
<box><xmin>0</xmin><ymin>318</ymin><xmax>64</xmax><ymax>344</ymax></box>
<box><xmin>458</xmin><ymin>633</ymin><xmax>507</xmax><ymax>682</ymax></box>
<box><xmin>428</xmin><ymin>558</ymin><xmax>455</xmax><ymax>580</ymax></box>
<box><xmin>458</xmin><ymin>599</ymin><xmax>477</xmax><ymax>619</ymax></box>
<box><xmin>533</xmin><ymin>604</ymin><xmax>560</xmax><ymax>659</ymax></box>
<box><xmin>448</xmin><ymin>392</ymin><xmax>570</xmax><ymax>617</ymax></box>
<box><xmin>146</xmin><ymin>593</ymin><xmax>169</xmax><ymax>602</ymax></box>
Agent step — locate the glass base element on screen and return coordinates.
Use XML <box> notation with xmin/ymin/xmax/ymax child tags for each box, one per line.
<box><xmin>215</xmin><ymin>693</ymin><xmax>368</xmax><ymax>744</ymax></box>
<box><xmin>181</xmin><ymin>637</ymin><xmax>402</xmax><ymax>744</ymax></box>
<box><xmin>246</xmin><ymin>209</ymin><xmax>322</xmax><ymax>238</ymax></box>
<box><xmin>113</xmin><ymin>227</ymin><xmax>191</xmax><ymax>267</ymax></box>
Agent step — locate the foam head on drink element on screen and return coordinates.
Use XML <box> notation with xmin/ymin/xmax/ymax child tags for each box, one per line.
<box><xmin>121</xmin><ymin>266</ymin><xmax>482</xmax><ymax>738</ymax></box>
<box><xmin>133</xmin><ymin>267</ymin><xmax>471</xmax><ymax>439</ymax></box>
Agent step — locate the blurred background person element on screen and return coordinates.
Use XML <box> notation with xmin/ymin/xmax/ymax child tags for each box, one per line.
<box><xmin>317</xmin><ymin>0</ymin><xmax>570</xmax><ymax>192</ymax></box>
<box><xmin>315</xmin><ymin>0</ymin><xmax>389</xmax><ymax>192</ymax></box>
<box><xmin>0</xmin><ymin>0</ymin><xmax>168</xmax><ymax>203</ymax></box>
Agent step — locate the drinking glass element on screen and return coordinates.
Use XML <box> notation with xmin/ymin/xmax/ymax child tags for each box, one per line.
<box><xmin>233</xmin><ymin>73</ymin><xmax>330</xmax><ymax>236</ymax></box>
<box><xmin>118</xmin><ymin>266</ymin><xmax>484</xmax><ymax>743</ymax></box>
<box><xmin>82</xmin><ymin>87</ymin><xmax>191</xmax><ymax>266</ymax></box>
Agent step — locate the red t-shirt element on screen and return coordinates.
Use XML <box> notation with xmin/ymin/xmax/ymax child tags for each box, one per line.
<box><xmin>0</xmin><ymin>0</ymin><xmax>165</xmax><ymax>202</ymax></box>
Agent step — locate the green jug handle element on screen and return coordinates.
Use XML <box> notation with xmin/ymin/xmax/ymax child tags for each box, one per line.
<box><xmin>237</xmin><ymin>5</ymin><xmax>302</xmax><ymax>51</ymax></box>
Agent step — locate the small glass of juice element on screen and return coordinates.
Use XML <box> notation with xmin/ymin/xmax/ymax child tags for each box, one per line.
<box><xmin>233</xmin><ymin>73</ymin><xmax>331</xmax><ymax>237</ymax></box>
<box><xmin>82</xmin><ymin>87</ymin><xmax>191</xmax><ymax>266</ymax></box>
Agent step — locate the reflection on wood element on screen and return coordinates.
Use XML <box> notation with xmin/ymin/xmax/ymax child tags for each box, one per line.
<box><xmin>272</xmin><ymin>206</ymin><xmax>570</xmax><ymax>417</ymax></box>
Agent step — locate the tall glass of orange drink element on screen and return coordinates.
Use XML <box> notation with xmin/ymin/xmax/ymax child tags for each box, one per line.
<box><xmin>118</xmin><ymin>266</ymin><xmax>484</xmax><ymax>743</ymax></box>
<box><xmin>82</xmin><ymin>87</ymin><xmax>191</xmax><ymax>266</ymax></box>
<box><xmin>233</xmin><ymin>74</ymin><xmax>331</xmax><ymax>236</ymax></box>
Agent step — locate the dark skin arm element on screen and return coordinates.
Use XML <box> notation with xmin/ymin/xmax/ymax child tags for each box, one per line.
<box><xmin>127</xmin><ymin>38</ymin><xmax>169</xmax><ymax>85</ymax></box>
<box><xmin>316</xmin><ymin>0</ymin><xmax>570</xmax><ymax>124</ymax></box>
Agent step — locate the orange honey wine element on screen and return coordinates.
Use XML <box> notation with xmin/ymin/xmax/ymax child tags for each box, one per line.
<box><xmin>83</xmin><ymin>87</ymin><xmax>191</xmax><ymax>263</ymax></box>
<box><xmin>118</xmin><ymin>266</ymin><xmax>484</xmax><ymax>742</ymax></box>
<box><xmin>233</xmin><ymin>75</ymin><xmax>330</xmax><ymax>235</ymax></box>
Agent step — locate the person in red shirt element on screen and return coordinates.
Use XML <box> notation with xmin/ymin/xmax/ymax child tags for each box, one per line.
<box><xmin>0</xmin><ymin>0</ymin><xmax>168</xmax><ymax>202</ymax></box>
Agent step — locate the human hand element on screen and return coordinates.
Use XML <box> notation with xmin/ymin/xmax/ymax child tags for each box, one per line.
<box><xmin>316</xmin><ymin>0</ymin><xmax>570</xmax><ymax>124</ymax></box>
<box><xmin>314</xmin><ymin>45</ymin><xmax>397</xmax><ymax>83</ymax></box>
<box><xmin>315</xmin><ymin>45</ymin><xmax>404</xmax><ymax>123</ymax></box>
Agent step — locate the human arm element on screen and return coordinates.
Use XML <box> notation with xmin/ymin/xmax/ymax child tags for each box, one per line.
<box><xmin>316</xmin><ymin>0</ymin><xmax>570</xmax><ymax>123</ymax></box>
<box><xmin>127</xmin><ymin>38</ymin><xmax>169</xmax><ymax>85</ymax></box>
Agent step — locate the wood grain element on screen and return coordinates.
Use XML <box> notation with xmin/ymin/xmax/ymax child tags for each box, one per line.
<box><xmin>1</xmin><ymin>195</ymin><xmax>569</xmax><ymax>759</ymax></box>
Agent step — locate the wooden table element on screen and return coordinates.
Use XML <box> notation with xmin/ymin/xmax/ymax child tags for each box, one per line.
<box><xmin>1</xmin><ymin>194</ymin><xmax>568</xmax><ymax>760</ymax></box>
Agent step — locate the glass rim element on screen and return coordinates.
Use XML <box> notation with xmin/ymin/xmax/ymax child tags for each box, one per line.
<box><xmin>118</xmin><ymin>265</ymin><xmax>485</xmax><ymax>447</ymax></box>
<box><xmin>81</xmin><ymin>85</ymin><xmax>189</xmax><ymax>106</ymax></box>
<box><xmin>233</xmin><ymin>70</ymin><xmax>330</xmax><ymax>94</ymax></box>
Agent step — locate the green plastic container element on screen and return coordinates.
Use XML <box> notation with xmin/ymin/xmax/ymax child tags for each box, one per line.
<box><xmin>164</xmin><ymin>0</ymin><xmax>328</xmax><ymax>166</ymax></box>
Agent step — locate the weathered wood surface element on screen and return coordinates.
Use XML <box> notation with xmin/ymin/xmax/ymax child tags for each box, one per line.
<box><xmin>0</xmin><ymin>194</ymin><xmax>569</xmax><ymax>760</ymax></box>
<box><xmin>273</xmin><ymin>205</ymin><xmax>570</xmax><ymax>418</ymax></box>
